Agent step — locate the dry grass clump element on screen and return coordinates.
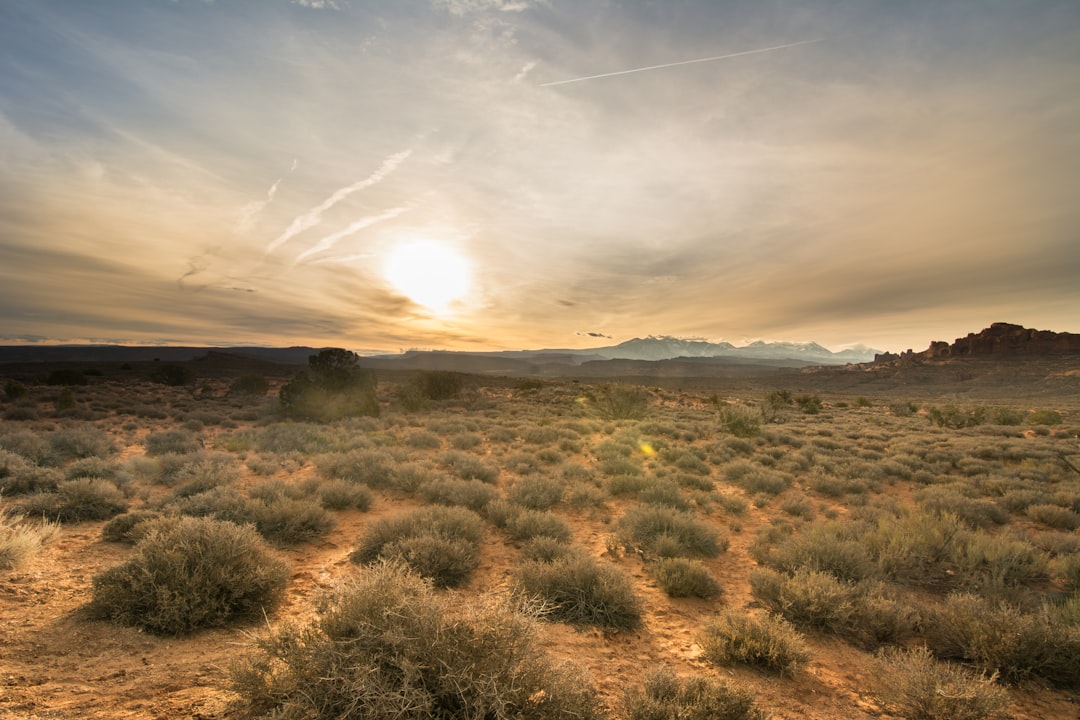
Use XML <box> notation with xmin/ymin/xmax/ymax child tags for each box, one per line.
<box><xmin>870</xmin><ymin>645</ymin><xmax>1009</xmax><ymax>720</ymax></box>
<box><xmin>513</xmin><ymin>549</ymin><xmax>642</xmax><ymax>630</ymax></box>
<box><xmin>723</xmin><ymin>461</ymin><xmax>791</xmax><ymax>496</ymax></box>
<box><xmin>1025</xmin><ymin>503</ymin><xmax>1080</xmax><ymax>530</ymax></box>
<box><xmin>617</xmin><ymin>505</ymin><xmax>725</xmax><ymax>558</ymax></box>
<box><xmin>143</xmin><ymin>429</ymin><xmax>202</xmax><ymax>456</ymax></box>
<box><xmin>749</xmin><ymin>568</ymin><xmax>918</xmax><ymax>648</ymax></box>
<box><xmin>418</xmin><ymin>477</ymin><xmax>498</xmax><ymax>511</ymax></box>
<box><xmin>230</xmin><ymin>561</ymin><xmax>604</xmax><ymax>720</ymax></box>
<box><xmin>651</xmin><ymin>557</ymin><xmax>722</xmax><ymax>599</ymax></box>
<box><xmin>316</xmin><ymin>479</ymin><xmax>373</xmax><ymax>510</ymax></box>
<box><xmin>87</xmin><ymin>516</ymin><xmax>290</xmax><ymax>635</ymax></box>
<box><xmin>19</xmin><ymin>478</ymin><xmax>128</xmax><ymax>522</ymax></box>
<box><xmin>924</xmin><ymin>593</ymin><xmax>1080</xmax><ymax>688</ymax></box>
<box><xmin>315</xmin><ymin>449</ymin><xmax>394</xmax><ymax>488</ymax></box>
<box><xmin>699</xmin><ymin>609</ymin><xmax>810</xmax><ymax>676</ymax></box>
<box><xmin>505</xmin><ymin>475</ymin><xmax>564</xmax><ymax>510</ymax></box>
<box><xmin>0</xmin><ymin>501</ymin><xmax>60</xmax><ymax>569</ymax></box>
<box><xmin>46</xmin><ymin>424</ymin><xmax>116</xmax><ymax>462</ymax></box>
<box><xmin>623</xmin><ymin>666</ymin><xmax>765</xmax><ymax>720</ymax></box>
<box><xmin>349</xmin><ymin>506</ymin><xmax>486</xmax><ymax>587</ymax></box>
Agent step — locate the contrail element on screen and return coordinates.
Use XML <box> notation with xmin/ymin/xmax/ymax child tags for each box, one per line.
<box><xmin>266</xmin><ymin>149</ymin><xmax>411</xmax><ymax>253</ymax></box>
<box><xmin>540</xmin><ymin>39</ymin><xmax>822</xmax><ymax>87</ymax></box>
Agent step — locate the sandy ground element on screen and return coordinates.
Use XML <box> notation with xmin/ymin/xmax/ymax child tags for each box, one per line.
<box><xmin>3</xmin><ymin>392</ymin><xmax>1080</xmax><ymax>719</ymax></box>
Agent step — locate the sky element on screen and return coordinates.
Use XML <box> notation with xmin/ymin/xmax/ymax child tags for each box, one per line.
<box><xmin>1</xmin><ymin>0</ymin><xmax>1078</xmax><ymax>354</ymax></box>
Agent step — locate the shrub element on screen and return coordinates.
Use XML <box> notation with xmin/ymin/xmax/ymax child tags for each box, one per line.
<box><xmin>723</xmin><ymin>462</ymin><xmax>790</xmax><ymax>495</ymax></box>
<box><xmin>87</xmin><ymin>516</ymin><xmax>290</xmax><ymax>635</ymax></box>
<box><xmin>253</xmin><ymin>497</ymin><xmax>336</xmax><ymax>547</ymax></box>
<box><xmin>48</xmin><ymin>425</ymin><xmax>115</xmax><ymax>461</ymax></box>
<box><xmin>752</xmin><ymin>520</ymin><xmax>874</xmax><ymax>582</ymax></box>
<box><xmin>1026</xmin><ymin>408</ymin><xmax>1062</xmax><ymax>425</ymax></box>
<box><xmin>927</xmin><ymin>405</ymin><xmax>987</xmax><ymax>429</ymax></box>
<box><xmin>316</xmin><ymin>450</ymin><xmax>394</xmax><ymax>488</ymax></box>
<box><xmin>700</xmin><ymin>609</ymin><xmax>810</xmax><ymax>676</ymax></box>
<box><xmin>513</xmin><ymin>552</ymin><xmax>642</xmax><ymax>630</ymax></box>
<box><xmin>925</xmin><ymin>593</ymin><xmax>1080</xmax><ymax>687</ymax></box>
<box><xmin>404</xmin><ymin>429</ymin><xmax>442</xmax><ymax>449</ymax></box>
<box><xmin>418</xmin><ymin>477</ymin><xmax>498</xmax><ymax>511</ymax></box>
<box><xmin>794</xmin><ymin>394</ymin><xmax>823</xmax><ymax>415</ymax></box>
<box><xmin>623</xmin><ymin>666</ymin><xmax>765</xmax><ymax>720</ymax></box>
<box><xmin>870</xmin><ymin>646</ymin><xmax>1008</xmax><ymax>720</ymax></box>
<box><xmin>229</xmin><ymin>374</ymin><xmax>269</xmax><ymax>396</ymax></box>
<box><xmin>350</xmin><ymin>506</ymin><xmax>486</xmax><ymax>588</ymax></box>
<box><xmin>144</xmin><ymin>429</ymin><xmax>202</xmax><ymax>456</ymax></box>
<box><xmin>229</xmin><ymin>562</ymin><xmax>603</xmax><ymax>720</ymax></box>
<box><xmin>46</xmin><ymin>368</ymin><xmax>88</xmax><ymax>386</ymax></box>
<box><xmin>150</xmin><ymin>364</ymin><xmax>192</xmax><ymax>386</ymax></box>
<box><xmin>20</xmin><ymin>478</ymin><xmax>128</xmax><ymax>522</ymax></box>
<box><xmin>317</xmin><ymin>479</ymin><xmax>373</xmax><ymax>511</ymax></box>
<box><xmin>617</xmin><ymin>505</ymin><xmax>724</xmax><ymax>558</ymax></box>
<box><xmin>749</xmin><ymin>568</ymin><xmax>917</xmax><ymax>649</ymax></box>
<box><xmin>1025</xmin><ymin>503</ymin><xmax>1080</xmax><ymax>531</ymax></box>
<box><xmin>3</xmin><ymin>380</ymin><xmax>27</xmax><ymax>400</ymax></box>
<box><xmin>418</xmin><ymin>370</ymin><xmax>465</xmax><ymax>401</ymax></box>
<box><xmin>651</xmin><ymin>557</ymin><xmax>722</xmax><ymax>599</ymax></box>
<box><xmin>718</xmin><ymin>405</ymin><xmax>761</xmax><ymax>438</ymax></box>
<box><xmin>100</xmin><ymin>510</ymin><xmax>161</xmax><ymax>544</ymax></box>
<box><xmin>279</xmin><ymin>349</ymin><xmax>378</xmax><ymax>421</ymax></box>
<box><xmin>505</xmin><ymin>508</ymin><xmax>572</xmax><ymax>544</ymax></box>
<box><xmin>440</xmin><ymin>451</ymin><xmax>498</xmax><ymax>483</ymax></box>
<box><xmin>590</xmin><ymin>383</ymin><xmax>650</xmax><ymax>420</ymax></box>
<box><xmin>0</xmin><ymin>503</ymin><xmax>60</xmax><ymax>570</ymax></box>
<box><xmin>506</xmin><ymin>475</ymin><xmax>564</xmax><ymax>510</ymax></box>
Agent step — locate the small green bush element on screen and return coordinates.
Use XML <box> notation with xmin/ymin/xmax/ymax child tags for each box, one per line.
<box><xmin>718</xmin><ymin>405</ymin><xmax>761</xmax><ymax>438</ymax></box>
<box><xmin>230</xmin><ymin>561</ymin><xmax>603</xmax><ymax>720</ymax></box>
<box><xmin>513</xmin><ymin>552</ymin><xmax>642</xmax><ymax>630</ymax></box>
<box><xmin>1026</xmin><ymin>408</ymin><xmax>1062</xmax><ymax>425</ymax></box>
<box><xmin>590</xmin><ymin>383</ymin><xmax>651</xmax><ymax>420</ymax></box>
<box><xmin>623</xmin><ymin>666</ymin><xmax>765</xmax><ymax>720</ymax></box>
<box><xmin>794</xmin><ymin>395</ymin><xmax>823</xmax><ymax>415</ymax></box>
<box><xmin>870</xmin><ymin>646</ymin><xmax>1008</xmax><ymax>720</ymax></box>
<box><xmin>87</xmin><ymin>516</ymin><xmax>290</xmax><ymax>635</ymax></box>
<box><xmin>100</xmin><ymin>510</ymin><xmax>161</xmax><ymax>544</ymax></box>
<box><xmin>651</xmin><ymin>557</ymin><xmax>722</xmax><ymax>599</ymax></box>
<box><xmin>700</xmin><ymin>609</ymin><xmax>810</xmax><ymax>676</ymax></box>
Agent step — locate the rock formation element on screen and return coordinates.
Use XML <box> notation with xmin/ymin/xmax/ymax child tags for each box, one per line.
<box><xmin>875</xmin><ymin>323</ymin><xmax>1080</xmax><ymax>364</ymax></box>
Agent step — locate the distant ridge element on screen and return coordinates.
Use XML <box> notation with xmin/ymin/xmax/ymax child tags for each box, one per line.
<box><xmin>874</xmin><ymin>322</ymin><xmax>1080</xmax><ymax>363</ymax></box>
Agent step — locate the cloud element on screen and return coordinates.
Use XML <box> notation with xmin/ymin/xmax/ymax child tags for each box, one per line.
<box><xmin>266</xmin><ymin>149</ymin><xmax>412</xmax><ymax>254</ymax></box>
<box><xmin>578</xmin><ymin>331</ymin><xmax>610</xmax><ymax>339</ymax></box>
<box><xmin>295</xmin><ymin>206</ymin><xmax>412</xmax><ymax>263</ymax></box>
<box><xmin>291</xmin><ymin>0</ymin><xmax>342</xmax><ymax>9</ymax></box>
<box><xmin>435</xmin><ymin>0</ymin><xmax>542</xmax><ymax>16</ymax></box>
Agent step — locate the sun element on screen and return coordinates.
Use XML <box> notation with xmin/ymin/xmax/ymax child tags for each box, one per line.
<box><xmin>383</xmin><ymin>239</ymin><xmax>472</xmax><ymax>312</ymax></box>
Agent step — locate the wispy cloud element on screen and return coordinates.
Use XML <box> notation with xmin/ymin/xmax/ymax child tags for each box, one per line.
<box><xmin>540</xmin><ymin>39</ymin><xmax>822</xmax><ymax>87</ymax></box>
<box><xmin>295</xmin><ymin>205</ymin><xmax>412</xmax><ymax>263</ymax></box>
<box><xmin>266</xmin><ymin>149</ymin><xmax>412</xmax><ymax>254</ymax></box>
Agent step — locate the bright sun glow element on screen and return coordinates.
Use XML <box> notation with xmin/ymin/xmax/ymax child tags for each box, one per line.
<box><xmin>383</xmin><ymin>240</ymin><xmax>472</xmax><ymax>312</ymax></box>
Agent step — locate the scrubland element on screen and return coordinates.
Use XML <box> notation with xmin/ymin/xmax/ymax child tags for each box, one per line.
<box><xmin>1</xmin><ymin>365</ymin><xmax>1079</xmax><ymax>719</ymax></box>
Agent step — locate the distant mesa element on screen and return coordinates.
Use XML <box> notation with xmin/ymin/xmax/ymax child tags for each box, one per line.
<box><xmin>874</xmin><ymin>323</ymin><xmax>1080</xmax><ymax>364</ymax></box>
